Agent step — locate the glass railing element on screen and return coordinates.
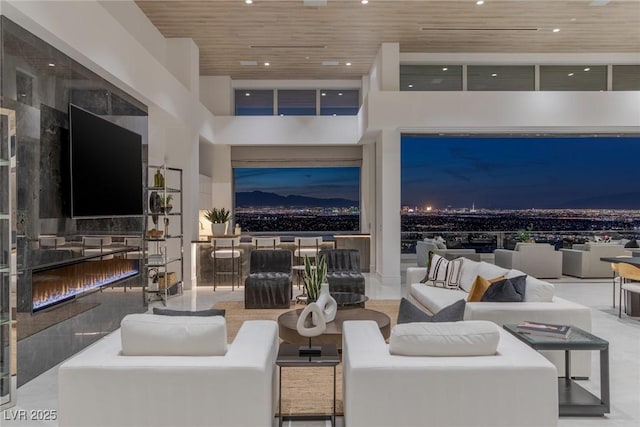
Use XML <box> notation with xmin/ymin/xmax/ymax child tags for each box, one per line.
<box><xmin>402</xmin><ymin>230</ymin><xmax>640</xmax><ymax>254</ymax></box>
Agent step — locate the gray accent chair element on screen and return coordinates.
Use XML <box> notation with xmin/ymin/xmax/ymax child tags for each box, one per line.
<box><xmin>560</xmin><ymin>243</ymin><xmax>628</xmax><ymax>278</ymax></box>
<box><xmin>319</xmin><ymin>249</ymin><xmax>365</xmax><ymax>297</ymax></box>
<box><xmin>244</xmin><ymin>250</ymin><xmax>292</xmax><ymax>309</ymax></box>
<box><xmin>416</xmin><ymin>239</ymin><xmax>477</xmax><ymax>267</ymax></box>
<box><xmin>494</xmin><ymin>243</ymin><xmax>562</xmax><ymax>279</ymax></box>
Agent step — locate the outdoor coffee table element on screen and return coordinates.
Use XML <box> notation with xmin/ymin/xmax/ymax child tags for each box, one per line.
<box><xmin>503</xmin><ymin>324</ymin><xmax>610</xmax><ymax>416</ymax></box>
<box><xmin>278</xmin><ymin>307</ymin><xmax>390</xmax><ymax>349</ymax></box>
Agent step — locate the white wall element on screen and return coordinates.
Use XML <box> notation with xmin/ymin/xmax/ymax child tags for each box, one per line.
<box><xmin>211</xmin><ymin>145</ymin><xmax>233</xmax><ymax>216</ymax></box>
<box><xmin>367</xmin><ymin>91</ymin><xmax>640</xmax><ymax>132</ymax></box>
<box><xmin>166</xmin><ymin>38</ymin><xmax>200</xmax><ymax>94</ymax></box>
<box><xmin>375</xmin><ymin>130</ymin><xmax>401</xmax><ymax>283</ymax></box>
<box><xmin>213</xmin><ymin>116</ymin><xmax>359</xmax><ymax>145</ymax></box>
<box><xmin>99</xmin><ymin>0</ymin><xmax>166</xmax><ymax>66</ymax></box>
<box><xmin>200</xmin><ymin>76</ymin><xmax>233</xmax><ymax>116</ymax></box>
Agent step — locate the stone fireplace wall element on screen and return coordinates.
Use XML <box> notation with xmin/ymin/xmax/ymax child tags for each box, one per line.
<box><xmin>0</xmin><ymin>16</ymin><xmax>148</xmax><ymax>312</ymax></box>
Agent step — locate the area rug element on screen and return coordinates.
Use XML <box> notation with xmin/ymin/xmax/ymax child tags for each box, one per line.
<box><xmin>213</xmin><ymin>299</ymin><xmax>400</xmax><ymax>416</ymax></box>
<box><xmin>17</xmin><ymin>302</ymin><xmax>100</xmax><ymax>341</ymax></box>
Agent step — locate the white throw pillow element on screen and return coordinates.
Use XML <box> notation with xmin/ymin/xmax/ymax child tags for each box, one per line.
<box><xmin>475</xmin><ymin>261</ymin><xmax>509</xmax><ymax>280</ymax></box>
<box><xmin>389</xmin><ymin>320</ymin><xmax>500</xmax><ymax>357</ymax></box>
<box><xmin>459</xmin><ymin>258</ymin><xmax>481</xmax><ymax>293</ymax></box>
<box><xmin>427</xmin><ymin>254</ymin><xmax>463</xmax><ymax>289</ymax></box>
<box><xmin>120</xmin><ymin>314</ymin><xmax>227</xmax><ymax>356</ymax></box>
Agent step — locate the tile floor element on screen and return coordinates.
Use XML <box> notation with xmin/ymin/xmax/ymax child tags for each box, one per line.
<box><xmin>3</xmin><ymin>272</ymin><xmax>640</xmax><ymax>427</ymax></box>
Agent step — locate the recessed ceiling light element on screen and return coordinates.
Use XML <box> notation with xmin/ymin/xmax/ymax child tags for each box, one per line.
<box><xmin>442</xmin><ymin>67</ymin><xmax>448</xmax><ymax>71</ymax></box>
<box><xmin>346</xmin><ymin>62</ymin><xmax>352</xmax><ymax>66</ymax></box>
<box><xmin>48</xmin><ymin>63</ymin><xmax>55</xmax><ymax>67</ymax></box>
<box><xmin>245</xmin><ymin>92</ymin><xmax>251</xmax><ymax>97</ymax></box>
<box><xmin>361</xmin><ymin>0</ymin><xmax>369</xmax><ymax>4</ymax></box>
<box><xmin>408</xmin><ymin>84</ymin><xmax>414</xmax><ymax>88</ymax></box>
<box><xmin>552</xmin><ymin>28</ymin><xmax>561</xmax><ymax>33</ymax></box>
<box><xmin>570</xmin><ymin>18</ymin><xmax>577</xmax><ymax>22</ymax></box>
<box><xmin>264</xmin><ymin>62</ymin><xmax>270</xmax><ymax>66</ymax></box>
<box><xmin>338</xmin><ymin>92</ymin><xmax>343</xmax><ymax>96</ymax></box>
<box><xmin>568</xmin><ymin>72</ymin><xmax>575</xmax><ymax>76</ymax></box>
<box><xmin>584</xmin><ymin>67</ymin><xmax>591</xmax><ymax>71</ymax></box>
<box><xmin>321</xmin><ymin>92</ymin><xmax>327</xmax><ymax>96</ymax></box>
<box><xmin>476</xmin><ymin>1</ymin><xmax>484</xmax><ymax>5</ymax></box>
<box><xmin>245</xmin><ymin>0</ymin><xmax>253</xmax><ymax>4</ymax></box>
<box><xmin>491</xmin><ymin>73</ymin><xmax>498</xmax><ymax>77</ymax></box>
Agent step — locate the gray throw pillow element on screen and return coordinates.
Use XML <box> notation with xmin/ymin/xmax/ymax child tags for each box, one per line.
<box><xmin>397</xmin><ymin>298</ymin><xmax>466</xmax><ymax>324</ymax></box>
<box><xmin>480</xmin><ymin>275</ymin><xmax>527</xmax><ymax>302</ymax></box>
<box><xmin>152</xmin><ymin>307</ymin><xmax>226</xmax><ymax>317</ymax></box>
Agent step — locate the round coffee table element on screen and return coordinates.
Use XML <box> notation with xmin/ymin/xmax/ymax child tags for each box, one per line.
<box><xmin>278</xmin><ymin>308</ymin><xmax>391</xmax><ymax>349</ymax></box>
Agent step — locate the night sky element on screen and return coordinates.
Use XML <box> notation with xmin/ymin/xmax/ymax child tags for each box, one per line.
<box><xmin>233</xmin><ymin>136</ymin><xmax>640</xmax><ymax>210</ymax></box>
<box><xmin>402</xmin><ymin>135</ymin><xmax>640</xmax><ymax>210</ymax></box>
<box><xmin>234</xmin><ymin>167</ymin><xmax>360</xmax><ymax>201</ymax></box>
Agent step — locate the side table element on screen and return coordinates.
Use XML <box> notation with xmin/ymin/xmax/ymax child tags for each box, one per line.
<box><xmin>503</xmin><ymin>324</ymin><xmax>610</xmax><ymax>416</ymax></box>
<box><xmin>276</xmin><ymin>343</ymin><xmax>340</xmax><ymax>427</ymax></box>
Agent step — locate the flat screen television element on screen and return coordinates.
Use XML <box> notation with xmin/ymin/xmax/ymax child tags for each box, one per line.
<box><xmin>69</xmin><ymin>104</ymin><xmax>143</xmax><ymax>217</ymax></box>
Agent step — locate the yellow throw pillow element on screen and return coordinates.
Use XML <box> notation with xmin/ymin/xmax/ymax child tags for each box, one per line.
<box><xmin>467</xmin><ymin>275</ymin><xmax>505</xmax><ymax>302</ymax></box>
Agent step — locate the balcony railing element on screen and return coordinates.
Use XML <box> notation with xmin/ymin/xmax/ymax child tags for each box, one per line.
<box><xmin>402</xmin><ymin>229</ymin><xmax>640</xmax><ymax>254</ymax></box>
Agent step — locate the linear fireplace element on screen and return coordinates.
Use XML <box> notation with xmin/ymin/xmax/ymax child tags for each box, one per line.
<box><xmin>32</xmin><ymin>257</ymin><xmax>139</xmax><ymax>312</ymax></box>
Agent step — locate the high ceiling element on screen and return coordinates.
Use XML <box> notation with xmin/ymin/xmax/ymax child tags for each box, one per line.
<box><xmin>136</xmin><ymin>0</ymin><xmax>640</xmax><ymax>80</ymax></box>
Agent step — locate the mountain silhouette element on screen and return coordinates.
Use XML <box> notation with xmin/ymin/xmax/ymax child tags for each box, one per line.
<box><xmin>236</xmin><ymin>191</ymin><xmax>358</xmax><ymax>208</ymax></box>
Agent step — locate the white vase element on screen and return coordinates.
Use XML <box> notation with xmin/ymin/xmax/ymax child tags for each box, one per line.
<box><xmin>312</xmin><ymin>282</ymin><xmax>337</xmax><ymax>325</ymax></box>
<box><xmin>211</xmin><ymin>222</ymin><xmax>227</xmax><ymax>236</ymax></box>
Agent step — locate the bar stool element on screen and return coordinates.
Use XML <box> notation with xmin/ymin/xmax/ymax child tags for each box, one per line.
<box><xmin>82</xmin><ymin>236</ymin><xmax>114</xmax><ymax>260</ymax></box>
<box><xmin>610</xmin><ymin>256</ymin><xmax>631</xmax><ymax>308</ymax></box>
<box><xmin>618</xmin><ymin>262</ymin><xmax>640</xmax><ymax>318</ymax></box>
<box><xmin>39</xmin><ymin>235</ymin><xmax>65</xmax><ymax>249</ymax></box>
<box><xmin>124</xmin><ymin>237</ymin><xmax>144</xmax><ymax>259</ymax></box>
<box><xmin>211</xmin><ymin>236</ymin><xmax>243</xmax><ymax>291</ymax></box>
<box><xmin>252</xmin><ymin>236</ymin><xmax>281</xmax><ymax>250</ymax></box>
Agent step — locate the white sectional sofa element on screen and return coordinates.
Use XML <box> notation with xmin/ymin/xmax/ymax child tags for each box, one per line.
<box><xmin>58</xmin><ymin>318</ymin><xmax>279</xmax><ymax>427</ymax></box>
<box><xmin>343</xmin><ymin>320</ymin><xmax>558</xmax><ymax>427</ymax></box>
<box><xmin>407</xmin><ymin>257</ymin><xmax>592</xmax><ymax>377</ymax></box>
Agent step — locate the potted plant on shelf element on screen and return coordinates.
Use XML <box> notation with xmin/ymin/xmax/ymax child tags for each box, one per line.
<box><xmin>204</xmin><ymin>208</ymin><xmax>231</xmax><ymax>235</ymax></box>
<box><xmin>160</xmin><ymin>195</ymin><xmax>173</xmax><ymax>214</ymax></box>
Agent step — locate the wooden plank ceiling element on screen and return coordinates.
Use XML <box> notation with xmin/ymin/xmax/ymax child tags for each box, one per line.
<box><xmin>136</xmin><ymin>0</ymin><xmax>640</xmax><ymax>79</ymax></box>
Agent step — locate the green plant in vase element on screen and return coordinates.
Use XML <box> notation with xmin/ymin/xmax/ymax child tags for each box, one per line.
<box><xmin>204</xmin><ymin>207</ymin><xmax>232</xmax><ymax>235</ymax></box>
<box><xmin>160</xmin><ymin>195</ymin><xmax>173</xmax><ymax>213</ymax></box>
<box><xmin>517</xmin><ymin>223</ymin><xmax>535</xmax><ymax>243</ymax></box>
<box><xmin>303</xmin><ymin>254</ymin><xmax>327</xmax><ymax>302</ymax></box>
